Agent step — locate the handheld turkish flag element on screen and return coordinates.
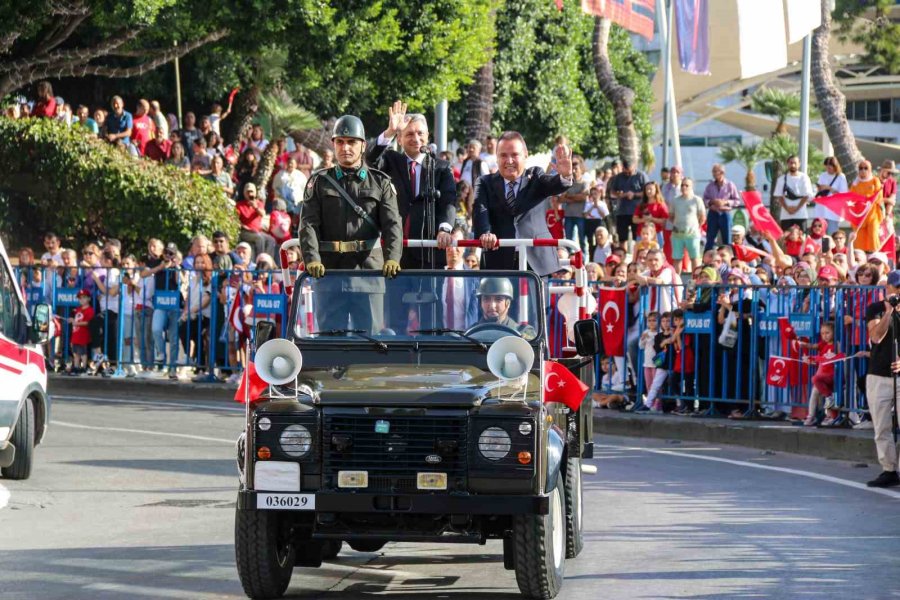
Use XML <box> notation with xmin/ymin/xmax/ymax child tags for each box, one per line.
<box><xmin>815</xmin><ymin>192</ymin><xmax>879</xmax><ymax>228</ymax></box>
<box><xmin>733</xmin><ymin>244</ymin><xmax>770</xmax><ymax>263</ymax></box>
<box><xmin>543</xmin><ymin>360</ymin><xmax>589</xmax><ymax>410</ymax></box>
<box><xmin>765</xmin><ymin>356</ymin><xmax>789</xmax><ymax>388</ymax></box>
<box><xmin>878</xmin><ymin>218</ymin><xmax>895</xmax><ymax>262</ymax></box>
<box><xmin>598</xmin><ymin>287</ymin><xmax>626</xmax><ymax>356</ymax></box>
<box><xmin>234</xmin><ymin>362</ymin><xmax>268</xmax><ymax>403</ymax></box>
<box><xmin>801</xmin><ymin>236</ymin><xmax>818</xmax><ymax>255</ymax></box>
<box><xmin>778</xmin><ymin>317</ymin><xmax>803</xmax><ymax>385</ymax></box>
<box><xmin>743</xmin><ymin>191</ymin><xmax>783</xmax><ymax>239</ymax></box>
<box><xmin>546</xmin><ymin>208</ymin><xmax>564</xmax><ymax>239</ymax></box>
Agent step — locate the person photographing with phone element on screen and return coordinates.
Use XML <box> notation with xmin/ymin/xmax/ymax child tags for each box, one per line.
<box><xmin>863</xmin><ymin>269</ymin><xmax>900</xmax><ymax>487</ymax></box>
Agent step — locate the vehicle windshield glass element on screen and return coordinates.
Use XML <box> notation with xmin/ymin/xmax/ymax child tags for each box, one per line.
<box><xmin>292</xmin><ymin>270</ymin><xmax>543</xmax><ymax>343</ymax></box>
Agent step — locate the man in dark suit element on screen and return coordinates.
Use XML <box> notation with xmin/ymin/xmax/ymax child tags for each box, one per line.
<box><xmin>473</xmin><ymin>132</ymin><xmax>573</xmax><ymax>275</ymax></box>
<box><xmin>368</xmin><ymin>100</ymin><xmax>458</xmax><ymax>269</ymax></box>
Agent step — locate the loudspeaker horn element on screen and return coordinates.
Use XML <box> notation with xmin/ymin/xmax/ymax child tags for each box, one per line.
<box><xmin>557</xmin><ymin>291</ymin><xmax>597</xmax><ymax>341</ymax></box>
<box><xmin>255</xmin><ymin>339</ymin><xmax>303</xmax><ymax>385</ymax></box>
<box><xmin>487</xmin><ymin>335</ymin><xmax>535</xmax><ymax>381</ymax></box>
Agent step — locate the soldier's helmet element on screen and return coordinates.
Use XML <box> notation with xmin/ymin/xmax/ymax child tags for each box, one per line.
<box><xmin>476</xmin><ymin>277</ymin><xmax>514</xmax><ymax>300</ymax></box>
<box><xmin>332</xmin><ymin>115</ymin><xmax>366</xmax><ymax>141</ymax></box>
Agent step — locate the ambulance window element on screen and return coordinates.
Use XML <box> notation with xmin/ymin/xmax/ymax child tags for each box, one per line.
<box><xmin>0</xmin><ymin>261</ymin><xmax>22</xmax><ymax>340</ymax></box>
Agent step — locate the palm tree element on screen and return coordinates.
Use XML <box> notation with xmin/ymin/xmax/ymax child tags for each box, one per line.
<box><xmin>592</xmin><ymin>17</ymin><xmax>638</xmax><ymax>166</ymax></box>
<box><xmin>812</xmin><ymin>0</ymin><xmax>863</xmax><ymax>181</ymax></box>
<box><xmin>751</xmin><ymin>87</ymin><xmax>804</xmax><ymax>136</ymax></box>
<box><xmin>252</xmin><ymin>89</ymin><xmax>319</xmax><ymax>195</ymax></box>
<box><xmin>718</xmin><ymin>142</ymin><xmax>764</xmax><ymax>190</ymax></box>
<box><xmin>465</xmin><ymin>59</ymin><xmax>495</xmax><ymax>142</ymax></box>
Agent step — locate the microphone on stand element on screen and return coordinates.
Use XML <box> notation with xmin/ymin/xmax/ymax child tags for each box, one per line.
<box><xmin>419</xmin><ymin>145</ymin><xmax>433</xmax><ymax>156</ymax></box>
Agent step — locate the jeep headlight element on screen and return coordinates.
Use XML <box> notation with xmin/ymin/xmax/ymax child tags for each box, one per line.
<box><xmin>279</xmin><ymin>424</ymin><xmax>312</xmax><ymax>458</ymax></box>
<box><xmin>478</xmin><ymin>427</ymin><xmax>511</xmax><ymax>461</ymax></box>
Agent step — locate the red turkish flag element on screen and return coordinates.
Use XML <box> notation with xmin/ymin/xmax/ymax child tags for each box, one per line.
<box><xmin>546</xmin><ymin>209</ymin><xmax>564</xmax><ymax>239</ymax></box>
<box><xmin>815</xmin><ymin>192</ymin><xmax>879</xmax><ymax>228</ymax></box>
<box><xmin>743</xmin><ymin>191</ymin><xmax>783</xmax><ymax>239</ymax></box>
<box><xmin>878</xmin><ymin>218</ymin><xmax>895</xmax><ymax>261</ymax></box>
<box><xmin>733</xmin><ymin>244</ymin><xmax>769</xmax><ymax>263</ymax></box>
<box><xmin>598</xmin><ymin>287</ymin><xmax>626</xmax><ymax>356</ymax></box>
<box><xmin>778</xmin><ymin>317</ymin><xmax>803</xmax><ymax>385</ymax></box>
<box><xmin>801</xmin><ymin>236</ymin><xmax>818</xmax><ymax>255</ymax></box>
<box><xmin>543</xmin><ymin>360</ymin><xmax>589</xmax><ymax>410</ymax></box>
<box><xmin>234</xmin><ymin>362</ymin><xmax>268</xmax><ymax>403</ymax></box>
<box><xmin>765</xmin><ymin>356</ymin><xmax>790</xmax><ymax>388</ymax></box>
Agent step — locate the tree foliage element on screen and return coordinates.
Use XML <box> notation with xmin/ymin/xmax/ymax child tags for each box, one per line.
<box><xmin>834</xmin><ymin>0</ymin><xmax>900</xmax><ymax>74</ymax></box>
<box><xmin>718</xmin><ymin>142</ymin><xmax>764</xmax><ymax>190</ymax></box>
<box><xmin>481</xmin><ymin>0</ymin><xmax>653</xmax><ymax>158</ymax></box>
<box><xmin>0</xmin><ymin>118</ymin><xmax>238</xmax><ymax>251</ymax></box>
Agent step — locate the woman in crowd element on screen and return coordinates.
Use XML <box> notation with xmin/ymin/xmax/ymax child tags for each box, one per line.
<box><xmin>716</xmin><ymin>269</ymin><xmax>755</xmax><ymax>418</ymax></box>
<box><xmin>851</xmin><ymin>159</ymin><xmax>884</xmax><ymax>252</ymax></box>
<box><xmin>633</xmin><ymin>181</ymin><xmax>669</xmax><ymax>248</ymax></box>
<box><xmin>815</xmin><ymin>157</ymin><xmax>848</xmax><ymax>235</ymax></box>
<box><xmin>166</xmin><ymin>139</ymin><xmax>190</xmax><ymax>173</ymax></box>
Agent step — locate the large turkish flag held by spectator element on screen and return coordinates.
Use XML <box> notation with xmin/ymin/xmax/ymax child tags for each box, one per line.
<box><xmin>815</xmin><ymin>192</ymin><xmax>880</xmax><ymax>229</ymax></box>
<box><xmin>598</xmin><ymin>287</ymin><xmax>626</xmax><ymax>356</ymax></box>
<box><xmin>743</xmin><ymin>191</ymin><xmax>783</xmax><ymax>238</ymax></box>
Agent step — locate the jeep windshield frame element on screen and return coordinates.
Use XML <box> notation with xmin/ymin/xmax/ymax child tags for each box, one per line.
<box><xmin>288</xmin><ymin>269</ymin><xmax>546</xmax><ymax>356</ymax></box>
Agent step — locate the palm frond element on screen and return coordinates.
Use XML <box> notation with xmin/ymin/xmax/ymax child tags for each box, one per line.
<box><xmin>258</xmin><ymin>89</ymin><xmax>320</xmax><ymax>138</ymax></box>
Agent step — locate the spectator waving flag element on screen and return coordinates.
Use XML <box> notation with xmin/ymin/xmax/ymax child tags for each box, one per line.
<box><xmin>742</xmin><ymin>191</ymin><xmax>783</xmax><ymax>238</ymax></box>
<box><xmin>543</xmin><ymin>360</ymin><xmax>589</xmax><ymax>410</ymax></box>
<box><xmin>815</xmin><ymin>191</ymin><xmax>879</xmax><ymax>229</ymax></box>
<box><xmin>598</xmin><ymin>286</ymin><xmax>626</xmax><ymax>356</ymax></box>
<box><xmin>765</xmin><ymin>356</ymin><xmax>790</xmax><ymax>388</ymax></box>
<box><xmin>878</xmin><ymin>218</ymin><xmax>895</xmax><ymax>260</ymax></box>
<box><xmin>733</xmin><ymin>244</ymin><xmax>770</xmax><ymax>263</ymax></box>
<box><xmin>581</xmin><ymin>0</ymin><xmax>656</xmax><ymax>40</ymax></box>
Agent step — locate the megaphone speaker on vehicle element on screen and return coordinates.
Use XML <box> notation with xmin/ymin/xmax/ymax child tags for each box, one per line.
<box><xmin>487</xmin><ymin>335</ymin><xmax>535</xmax><ymax>381</ymax></box>
<box><xmin>254</xmin><ymin>339</ymin><xmax>303</xmax><ymax>385</ymax></box>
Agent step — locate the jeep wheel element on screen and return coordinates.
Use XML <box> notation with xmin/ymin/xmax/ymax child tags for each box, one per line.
<box><xmin>565</xmin><ymin>457</ymin><xmax>584</xmax><ymax>558</ymax></box>
<box><xmin>2</xmin><ymin>397</ymin><xmax>34</xmax><ymax>480</ymax></box>
<box><xmin>513</xmin><ymin>475</ymin><xmax>566</xmax><ymax>599</ymax></box>
<box><xmin>321</xmin><ymin>540</ymin><xmax>342</xmax><ymax>560</ymax></box>
<box><xmin>348</xmin><ymin>540</ymin><xmax>386</xmax><ymax>553</ymax></box>
<box><xmin>235</xmin><ymin>505</ymin><xmax>295</xmax><ymax>599</ymax></box>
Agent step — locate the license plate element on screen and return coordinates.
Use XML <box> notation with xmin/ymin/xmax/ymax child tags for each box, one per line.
<box><xmin>257</xmin><ymin>493</ymin><xmax>316</xmax><ymax>510</ymax></box>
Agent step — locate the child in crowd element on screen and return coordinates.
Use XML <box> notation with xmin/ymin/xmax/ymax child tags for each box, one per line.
<box><xmin>632</xmin><ymin>222</ymin><xmax>659</xmax><ymax>263</ymax></box>
<box><xmin>639</xmin><ymin>311</ymin><xmax>660</xmax><ymax>395</ymax></box>
<box><xmin>800</xmin><ymin>321</ymin><xmax>841</xmax><ymax>427</ymax></box>
<box><xmin>268</xmin><ymin>198</ymin><xmax>293</xmax><ymax>248</ymax></box>
<box><xmin>670</xmin><ymin>309</ymin><xmax>696</xmax><ymax>414</ymax></box>
<box><xmin>68</xmin><ymin>289</ymin><xmax>93</xmax><ymax>374</ymax></box>
<box><xmin>641</xmin><ymin>311</ymin><xmax>673</xmax><ymax>412</ymax></box>
<box><xmin>594</xmin><ymin>355</ymin><xmax>627</xmax><ymax>410</ymax></box>
<box><xmin>783</xmin><ymin>225</ymin><xmax>805</xmax><ymax>259</ymax></box>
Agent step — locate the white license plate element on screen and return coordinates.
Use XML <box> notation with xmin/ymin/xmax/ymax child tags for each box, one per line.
<box><xmin>257</xmin><ymin>493</ymin><xmax>316</xmax><ymax>510</ymax></box>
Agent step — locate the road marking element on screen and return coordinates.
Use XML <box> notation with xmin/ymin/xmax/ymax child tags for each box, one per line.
<box><xmin>597</xmin><ymin>443</ymin><xmax>900</xmax><ymax>500</ymax></box>
<box><xmin>53</xmin><ymin>394</ymin><xmax>245</xmax><ymax>413</ymax></box>
<box><xmin>53</xmin><ymin>420</ymin><xmax>235</xmax><ymax>444</ymax></box>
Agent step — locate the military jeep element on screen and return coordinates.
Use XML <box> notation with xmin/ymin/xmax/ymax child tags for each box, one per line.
<box><xmin>234</xmin><ymin>266</ymin><xmax>598</xmax><ymax>600</ymax></box>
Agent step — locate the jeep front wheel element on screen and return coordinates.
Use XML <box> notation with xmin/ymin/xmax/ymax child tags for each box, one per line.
<box><xmin>235</xmin><ymin>504</ymin><xmax>295</xmax><ymax>599</ymax></box>
<box><xmin>2</xmin><ymin>397</ymin><xmax>34</xmax><ymax>480</ymax></box>
<box><xmin>513</xmin><ymin>475</ymin><xmax>566</xmax><ymax>599</ymax></box>
<box><xmin>565</xmin><ymin>457</ymin><xmax>584</xmax><ymax>558</ymax></box>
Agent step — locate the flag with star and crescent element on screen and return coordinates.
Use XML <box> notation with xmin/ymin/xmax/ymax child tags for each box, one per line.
<box><xmin>742</xmin><ymin>191</ymin><xmax>783</xmax><ymax>239</ymax></box>
<box><xmin>598</xmin><ymin>286</ymin><xmax>626</xmax><ymax>356</ymax></box>
<box><xmin>543</xmin><ymin>360</ymin><xmax>589</xmax><ymax>410</ymax></box>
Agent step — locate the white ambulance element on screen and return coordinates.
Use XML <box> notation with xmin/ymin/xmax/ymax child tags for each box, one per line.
<box><xmin>0</xmin><ymin>237</ymin><xmax>51</xmax><ymax>480</ymax></box>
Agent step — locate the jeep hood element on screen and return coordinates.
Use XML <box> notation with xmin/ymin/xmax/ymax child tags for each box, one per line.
<box><xmin>298</xmin><ymin>364</ymin><xmax>540</xmax><ymax>407</ymax></box>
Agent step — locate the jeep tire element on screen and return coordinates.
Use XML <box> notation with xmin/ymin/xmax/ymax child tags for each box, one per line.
<box><xmin>565</xmin><ymin>457</ymin><xmax>584</xmax><ymax>558</ymax></box>
<box><xmin>348</xmin><ymin>540</ymin><xmax>387</xmax><ymax>553</ymax></box>
<box><xmin>235</xmin><ymin>505</ymin><xmax>295</xmax><ymax>599</ymax></box>
<box><xmin>513</xmin><ymin>475</ymin><xmax>566</xmax><ymax>599</ymax></box>
<box><xmin>321</xmin><ymin>540</ymin><xmax>342</xmax><ymax>560</ymax></box>
<box><xmin>2</xmin><ymin>397</ymin><xmax>34</xmax><ymax>480</ymax></box>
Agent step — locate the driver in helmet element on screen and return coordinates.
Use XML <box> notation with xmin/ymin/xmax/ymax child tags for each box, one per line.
<box><xmin>476</xmin><ymin>277</ymin><xmax>536</xmax><ymax>338</ymax></box>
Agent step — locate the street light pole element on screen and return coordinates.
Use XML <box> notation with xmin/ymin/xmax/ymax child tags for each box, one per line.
<box><xmin>799</xmin><ymin>33</ymin><xmax>812</xmax><ymax>173</ymax></box>
<box><xmin>174</xmin><ymin>40</ymin><xmax>183</xmax><ymax>127</ymax></box>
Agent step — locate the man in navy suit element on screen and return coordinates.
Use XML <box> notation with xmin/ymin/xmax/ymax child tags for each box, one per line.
<box><xmin>472</xmin><ymin>132</ymin><xmax>573</xmax><ymax>276</ymax></box>
<box><xmin>368</xmin><ymin>100</ymin><xmax>458</xmax><ymax>269</ymax></box>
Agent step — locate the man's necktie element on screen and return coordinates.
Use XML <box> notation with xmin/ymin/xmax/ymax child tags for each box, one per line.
<box><xmin>405</xmin><ymin>160</ymin><xmax>417</xmax><ymax>238</ymax></box>
<box><xmin>446</xmin><ymin>278</ymin><xmax>456</xmax><ymax>330</ymax></box>
<box><xmin>506</xmin><ymin>180</ymin><xmax>516</xmax><ymax>212</ymax></box>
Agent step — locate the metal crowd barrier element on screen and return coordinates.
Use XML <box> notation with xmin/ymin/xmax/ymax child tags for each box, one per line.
<box><xmin>545</xmin><ymin>280</ymin><xmax>879</xmax><ymax>422</ymax></box>
<box><xmin>15</xmin><ymin>265</ymin><xmax>289</xmax><ymax>378</ymax></box>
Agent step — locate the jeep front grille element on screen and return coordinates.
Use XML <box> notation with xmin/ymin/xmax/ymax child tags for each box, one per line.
<box><xmin>322</xmin><ymin>409</ymin><xmax>468</xmax><ymax>493</ymax></box>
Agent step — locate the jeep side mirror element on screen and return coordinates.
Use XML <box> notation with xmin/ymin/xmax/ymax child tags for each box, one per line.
<box><xmin>573</xmin><ymin>319</ymin><xmax>601</xmax><ymax>357</ymax></box>
<box><xmin>31</xmin><ymin>303</ymin><xmax>51</xmax><ymax>344</ymax></box>
<box><xmin>255</xmin><ymin>320</ymin><xmax>276</xmax><ymax>346</ymax></box>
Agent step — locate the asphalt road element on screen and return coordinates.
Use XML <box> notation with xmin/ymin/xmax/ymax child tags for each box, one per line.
<box><xmin>1</xmin><ymin>392</ymin><xmax>899</xmax><ymax>600</ymax></box>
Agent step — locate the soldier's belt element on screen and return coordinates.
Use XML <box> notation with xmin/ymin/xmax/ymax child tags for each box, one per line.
<box><xmin>319</xmin><ymin>239</ymin><xmax>380</xmax><ymax>253</ymax></box>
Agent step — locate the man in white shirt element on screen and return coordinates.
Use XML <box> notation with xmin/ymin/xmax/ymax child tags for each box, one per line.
<box><xmin>40</xmin><ymin>231</ymin><xmax>64</xmax><ymax>266</ymax></box>
<box><xmin>273</xmin><ymin>157</ymin><xmax>308</xmax><ymax>216</ymax></box>
<box><xmin>774</xmin><ymin>155</ymin><xmax>814</xmax><ymax>231</ymax></box>
<box><xmin>460</xmin><ymin>139</ymin><xmax>489</xmax><ymax>188</ymax></box>
<box><xmin>634</xmin><ymin>249</ymin><xmax>682</xmax><ymax>314</ymax></box>
<box><xmin>480</xmin><ymin>135</ymin><xmax>499</xmax><ymax>174</ymax></box>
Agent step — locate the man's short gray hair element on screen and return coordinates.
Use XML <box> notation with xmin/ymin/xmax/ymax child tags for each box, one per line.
<box><xmin>404</xmin><ymin>113</ymin><xmax>428</xmax><ymax>130</ymax></box>
<box><xmin>467</xmin><ymin>139</ymin><xmax>482</xmax><ymax>149</ymax></box>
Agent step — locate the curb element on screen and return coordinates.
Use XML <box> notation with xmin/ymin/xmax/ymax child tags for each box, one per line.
<box><xmin>49</xmin><ymin>374</ymin><xmax>234</xmax><ymax>402</ymax></box>
<box><xmin>592</xmin><ymin>411</ymin><xmax>878</xmax><ymax>463</ymax></box>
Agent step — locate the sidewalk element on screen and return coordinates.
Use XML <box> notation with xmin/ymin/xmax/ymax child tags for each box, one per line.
<box><xmin>49</xmin><ymin>375</ymin><xmax>879</xmax><ymax>464</ymax></box>
<box><xmin>593</xmin><ymin>409</ymin><xmax>878</xmax><ymax>463</ymax></box>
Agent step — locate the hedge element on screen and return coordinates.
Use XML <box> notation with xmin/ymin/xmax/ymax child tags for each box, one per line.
<box><xmin>0</xmin><ymin>118</ymin><xmax>239</xmax><ymax>252</ymax></box>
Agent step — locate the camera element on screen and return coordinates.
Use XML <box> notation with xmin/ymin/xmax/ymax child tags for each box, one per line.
<box><xmin>889</xmin><ymin>295</ymin><xmax>900</xmax><ymax>308</ymax></box>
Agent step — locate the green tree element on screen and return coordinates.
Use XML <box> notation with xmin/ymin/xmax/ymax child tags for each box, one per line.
<box><xmin>834</xmin><ymin>0</ymin><xmax>900</xmax><ymax>74</ymax></box>
<box><xmin>751</xmin><ymin>87</ymin><xmax>805</xmax><ymax>136</ymax></box>
<box><xmin>718</xmin><ymin>142</ymin><xmax>764</xmax><ymax>191</ymax></box>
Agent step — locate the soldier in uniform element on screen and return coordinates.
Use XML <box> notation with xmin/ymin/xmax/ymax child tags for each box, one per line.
<box><xmin>475</xmin><ymin>277</ymin><xmax>536</xmax><ymax>339</ymax></box>
<box><xmin>299</xmin><ymin>115</ymin><xmax>403</xmax><ymax>333</ymax></box>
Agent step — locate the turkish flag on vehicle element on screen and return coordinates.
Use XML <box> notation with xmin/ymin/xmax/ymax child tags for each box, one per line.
<box><xmin>765</xmin><ymin>356</ymin><xmax>790</xmax><ymax>388</ymax></box>
<box><xmin>743</xmin><ymin>191</ymin><xmax>783</xmax><ymax>239</ymax></box>
<box><xmin>815</xmin><ymin>192</ymin><xmax>879</xmax><ymax>229</ymax></box>
<box><xmin>543</xmin><ymin>360</ymin><xmax>589</xmax><ymax>410</ymax></box>
<box><xmin>598</xmin><ymin>287</ymin><xmax>626</xmax><ymax>356</ymax></box>
<box><xmin>234</xmin><ymin>362</ymin><xmax>268</xmax><ymax>403</ymax></box>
